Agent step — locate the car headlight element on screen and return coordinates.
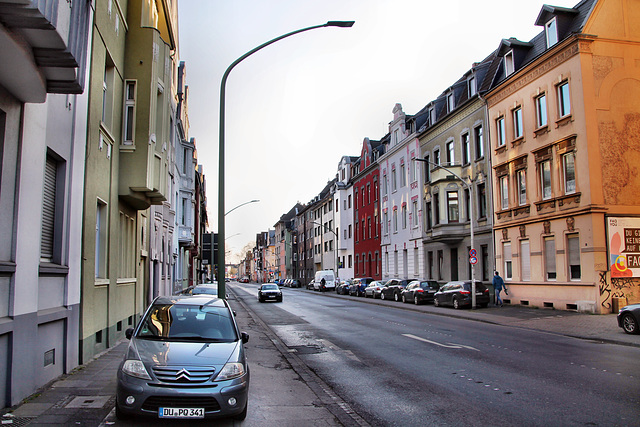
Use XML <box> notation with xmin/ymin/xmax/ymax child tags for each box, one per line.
<box><xmin>122</xmin><ymin>359</ymin><xmax>151</xmax><ymax>380</ymax></box>
<box><xmin>215</xmin><ymin>362</ymin><xmax>245</xmax><ymax>381</ymax></box>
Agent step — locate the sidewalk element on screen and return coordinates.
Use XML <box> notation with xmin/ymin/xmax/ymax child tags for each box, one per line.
<box><xmin>2</xmin><ymin>289</ymin><xmax>637</xmax><ymax>427</ymax></box>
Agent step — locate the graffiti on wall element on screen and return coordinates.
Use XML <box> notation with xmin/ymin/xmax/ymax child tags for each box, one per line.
<box><xmin>600</xmin><ymin>271</ymin><xmax>639</xmax><ymax>309</ymax></box>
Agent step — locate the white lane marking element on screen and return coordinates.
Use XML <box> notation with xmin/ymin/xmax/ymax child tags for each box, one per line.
<box><xmin>403</xmin><ymin>334</ymin><xmax>479</xmax><ymax>351</ymax></box>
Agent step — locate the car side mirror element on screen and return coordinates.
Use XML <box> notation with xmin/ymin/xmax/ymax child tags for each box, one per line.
<box><xmin>233</xmin><ymin>310</ymin><xmax>237</xmax><ymax>316</ymax></box>
<box><xmin>125</xmin><ymin>328</ymin><xmax>134</xmax><ymax>340</ymax></box>
<box><xmin>241</xmin><ymin>332</ymin><xmax>249</xmax><ymax>344</ymax></box>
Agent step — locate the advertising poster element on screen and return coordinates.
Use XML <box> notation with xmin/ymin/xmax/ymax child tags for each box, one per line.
<box><xmin>607</xmin><ymin>217</ymin><xmax>640</xmax><ymax>278</ymax></box>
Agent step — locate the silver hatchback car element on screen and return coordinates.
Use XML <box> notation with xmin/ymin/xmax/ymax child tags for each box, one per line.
<box><xmin>116</xmin><ymin>295</ymin><xmax>250</xmax><ymax>420</ymax></box>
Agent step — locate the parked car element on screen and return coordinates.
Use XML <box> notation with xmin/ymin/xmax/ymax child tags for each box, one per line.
<box><xmin>336</xmin><ymin>279</ymin><xmax>352</xmax><ymax>295</ymax></box>
<box><xmin>258</xmin><ymin>284</ymin><xmax>283</xmax><ymax>303</ymax></box>
<box><xmin>433</xmin><ymin>281</ymin><xmax>490</xmax><ymax>309</ymax></box>
<box><xmin>349</xmin><ymin>278</ymin><xmax>374</xmax><ymax>297</ymax></box>
<box><xmin>116</xmin><ymin>295</ymin><xmax>250</xmax><ymax>420</ymax></box>
<box><xmin>401</xmin><ymin>280</ymin><xmax>440</xmax><ymax>305</ymax></box>
<box><xmin>313</xmin><ymin>270</ymin><xmax>336</xmax><ymax>291</ymax></box>
<box><xmin>289</xmin><ymin>279</ymin><xmax>302</xmax><ymax>288</ymax></box>
<box><xmin>617</xmin><ymin>303</ymin><xmax>640</xmax><ymax>334</ymax></box>
<box><xmin>306</xmin><ymin>280</ymin><xmax>315</xmax><ymax>290</ymax></box>
<box><xmin>380</xmin><ymin>279</ymin><xmax>417</xmax><ymax>302</ymax></box>
<box><xmin>239</xmin><ymin>277</ymin><xmax>249</xmax><ymax>283</ymax></box>
<box><xmin>364</xmin><ymin>280</ymin><xmax>385</xmax><ymax>298</ymax></box>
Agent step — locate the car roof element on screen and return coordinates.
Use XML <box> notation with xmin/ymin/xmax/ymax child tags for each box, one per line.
<box><xmin>152</xmin><ymin>295</ymin><xmax>228</xmax><ymax>307</ymax></box>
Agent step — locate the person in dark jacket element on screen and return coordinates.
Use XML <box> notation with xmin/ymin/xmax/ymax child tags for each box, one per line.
<box><xmin>492</xmin><ymin>271</ymin><xmax>507</xmax><ymax>307</ymax></box>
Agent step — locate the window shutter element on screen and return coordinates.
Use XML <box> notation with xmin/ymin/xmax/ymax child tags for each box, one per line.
<box><xmin>41</xmin><ymin>156</ymin><xmax>56</xmax><ymax>261</ymax></box>
<box><xmin>520</xmin><ymin>240</ymin><xmax>530</xmax><ymax>281</ymax></box>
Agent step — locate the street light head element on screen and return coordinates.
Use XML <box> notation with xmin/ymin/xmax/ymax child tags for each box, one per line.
<box><xmin>325</xmin><ymin>21</ymin><xmax>355</xmax><ymax>28</ymax></box>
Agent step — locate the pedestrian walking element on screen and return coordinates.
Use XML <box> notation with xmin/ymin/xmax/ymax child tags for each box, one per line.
<box><xmin>492</xmin><ymin>271</ymin><xmax>507</xmax><ymax>307</ymax></box>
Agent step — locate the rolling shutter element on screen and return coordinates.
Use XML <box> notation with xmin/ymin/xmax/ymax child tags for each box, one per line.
<box><xmin>41</xmin><ymin>155</ymin><xmax>56</xmax><ymax>261</ymax></box>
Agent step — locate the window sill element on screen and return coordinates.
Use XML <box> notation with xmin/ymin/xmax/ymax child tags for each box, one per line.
<box><xmin>533</xmin><ymin>125</ymin><xmax>549</xmax><ymax>137</ymax></box>
<box><xmin>39</xmin><ymin>263</ymin><xmax>69</xmax><ymax>276</ymax></box>
<box><xmin>556</xmin><ymin>114</ymin><xmax>572</xmax><ymax>128</ymax></box>
<box><xmin>510</xmin><ymin>136</ymin><xmax>525</xmax><ymax>148</ymax></box>
<box><xmin>495</xmin><ymin>145</ymin><xmax>507</xmax><ymax>155</ymax></box>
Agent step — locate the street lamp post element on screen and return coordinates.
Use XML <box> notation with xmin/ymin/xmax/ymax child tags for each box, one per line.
<box><xmin>224</xmin><ymin>199</ymin><xmax>259</xmax><ymax>216</ymax></box>
<box><xmin>217</xmin><ymin>21</ymin><xmax>354</xmax><ymax>298</ymax></box>
<box><xmin>413</xmin><ymin>158</ymin><xmax>478</xmax><ymax>308</ymax></box>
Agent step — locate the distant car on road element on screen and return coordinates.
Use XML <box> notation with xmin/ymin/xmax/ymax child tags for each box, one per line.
<box><xmin>258</xmin><ymin>284</ymin><xmax>283</xmax><ymax>303</ymax></box>
<box><xmin>401</xmin><ymin>280</ymin><xmax>440</xmax><ymax>305</ymax></box>
<box><xmin>617</xmin><ymin>304</ymin><xmax>640</xmax><ymax>334</ymax></box>
<box><xmin>434</xmin><ymin>281</ymin><xmax>490</xmax><ymax>309</ymax></box>
<box><xmin>335</xmin><ymin>279</ymin><xmax>352</xmax><ymax>295</ymax></box>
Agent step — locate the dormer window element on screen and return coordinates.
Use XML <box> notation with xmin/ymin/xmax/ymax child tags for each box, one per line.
<box><xmin>447</xmin><ymin>93</ymin><xmax>455</xmax><ymax>113</ymax></box>
<box><xmin>428</xmin><ymin>106</ymin><xmax>436</xmax><ymax>126</ymax></box>
<box><xmin>468</xmin><ymin>76</ymin><xmax>476</xmax><ymax>97</ymax></box>
<box><xmin>545</xmin><ymin>18</ymin><xmax>558</xmax><ymax>47</ymax></box>
<box><xmin>504</xmin><ymin>51</ymin><xmax>515</xmax><ymax>77</ymax></box>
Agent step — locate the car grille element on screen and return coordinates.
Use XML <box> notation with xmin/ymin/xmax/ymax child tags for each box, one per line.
<box><xmin>142</xmin><ymin>395</ymin><xmax>221</xmax><ymax>412</ymax></box>
<box><xmin>153</xmin><ymin>366</ymin><xmax>216</xmax><ymax>384</ymax></box>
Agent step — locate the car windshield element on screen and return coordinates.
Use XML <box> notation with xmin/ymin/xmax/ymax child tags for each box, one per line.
<box><xmin>191</xmin><ymin>286</ymin><xmax>218</xmax><ymax>295</ymax></box>
<box><xmin>136</xmin><ymin>304</ymin><xmax>237</xmax><ymax>342</ymax></box>
<box><xmin>262</xmin><ymin>285</ymin><xmax>278</xmax><ymax>290</ymax></box>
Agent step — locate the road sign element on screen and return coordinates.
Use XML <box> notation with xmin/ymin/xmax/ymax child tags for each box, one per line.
<box><xmin>470</xmin><ymin>256</ymin><xmax>478</xmax><ymax>265</ymax></box>
<box><xmin>469</xmin><ymin>249</ymin><xmax>477</xmax><ymax>257</ymax></box>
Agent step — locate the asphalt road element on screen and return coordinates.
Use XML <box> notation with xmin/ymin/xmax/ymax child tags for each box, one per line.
<box><xmin>234</xmin><ymin>282</ymin><xmax>640</xmax><ymax>427</ymax></box>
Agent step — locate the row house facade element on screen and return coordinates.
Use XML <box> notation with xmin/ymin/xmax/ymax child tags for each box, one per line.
<box><xmin>334</xmin><ymin>156</ymin><xmax>359</xmax><ymax>281</ymax></box>
<box><xmin>488</xmin><ymin>0</ymin><xmax>640</xmax><ymax>313</ymax></box>
<box><xmin>0</xmin><ymin>0</ymin><xmax>92</xmax><ymax>407</ymax></box>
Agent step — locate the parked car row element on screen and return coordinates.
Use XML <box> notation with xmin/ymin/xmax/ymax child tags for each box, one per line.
<box><xmin>332</xmin><ymin>278</ymin><xmax>491</xmax><ymax>309</ymax></box>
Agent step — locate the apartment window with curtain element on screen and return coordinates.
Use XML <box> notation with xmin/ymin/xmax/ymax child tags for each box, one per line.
<box><xmin>544</xmin><ymin>236</ymin><xmax>556</xmax><ymax>280</ymax></box>
<box><xmin>520</xmin><ymin>240</ymin><xmax>531</xmax><ymax>281</ymax></box>
<box><xmin>496</xmin><ymin>117</ymin><xmax>506</xmax><ymax>147</ymax></box>
<box><xmin>517</xmin><ymin>169</ymin><xmax>527</xmax><ymax>206</ymax></box>
<box><xmin>447</xmin><ymin>191</ymin><xmax>459</xmax><ymax>223</ymax></box>
<box><xmin>123</xmin><ymin>81</ymin><xmax>136</xmax><ymax>145</ymax></box>
<box><xmin>393</xmin><ymin>209</ymin><xmax>398</xmax><ymax>233</ymax></box>
<box><xmin>434</xmin><ymin>149</ymin><xmax>440</xmax><ymax>166</ymax></box>
<box><xmin>434</xmin><ymin>193</ymin><xmax>440</xmax><ymax>225</ymax></box>
<box><xmin>425</xmin><ymin>201</ymin><xmax>432</xmax><ymax>230</ymax></box>
<box><xmin>540</xmin><ymin>160</ymin><xmax>552</xmax><ymax>200</ymax></box>
<box><xmin>563</xmin><ymin>152</ymin><xmax>576</xmax><ymax>194</ymax></box>
<box><xmin>383</xmin><ymin>212</ymin><xmax>388</xmax><ymax>235</ymax></box>
<box><xmin>567</xmin><ymin>234</ymin><xmax>581</xmax><ymax>280</ymax></box>
<box><xmin>474</xmin><ymin>125</ymin><xmax>484</xmax><ymax>159</ymax></box>
<box><xmin>500</xmin><ymin>176</ymin><xmax>509</xmax><ymax>210</ymax></box>
<box><xmin>558</xmin><ymin>81</ymin><xmax>571</xmax><ymax>117</ymax></box>
<box><xmin>503</xmin><ymin>242</ymin><xmax>512</xmax><ymax>280</ymax></box>
<box><xmin>513</xmin><ymin>107</ymin><xmax>523</xmax><ymax>139</ymax></box>
<box><xmin>536</xmin><ymin>93</ymin><xmax>547</xmax><ymax>128</ymax></box>
<box><xmin>462</xmin><ymin>133</ymin><xmax>470</xmax><ymax>165</ymax></box>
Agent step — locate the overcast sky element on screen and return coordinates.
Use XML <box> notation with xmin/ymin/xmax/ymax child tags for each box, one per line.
<box><xmin>177</xmin><ymin>0</ymin><xmax>579</xmax><ymax>262</ymax></box>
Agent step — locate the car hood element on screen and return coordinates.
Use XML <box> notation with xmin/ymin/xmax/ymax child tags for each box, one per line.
<box><xmin>129</xmin><ymin>338</ymin><xmax>239</xmax><ymax>367</ymax></box>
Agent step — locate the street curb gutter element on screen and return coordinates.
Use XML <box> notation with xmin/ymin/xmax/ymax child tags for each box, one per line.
<box><xmin>228</xmin><ymin>288</ymin><xmax>371</xmax><ymax>427</ymax></box>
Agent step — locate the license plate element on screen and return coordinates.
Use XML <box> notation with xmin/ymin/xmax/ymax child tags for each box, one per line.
<box><xmin>476</xmin><ymin>292</ymin><xmax>483</xmax><ymax>296</ymax></box>
<box><xmin>159</xmin><ymin>407</ymin><xmax>204</xmax><ymax>418</ymax></box>
<box><xmin>266</xmin><ymin>295</ymin><xmax>276</xmax><ymax>298</ymax></box>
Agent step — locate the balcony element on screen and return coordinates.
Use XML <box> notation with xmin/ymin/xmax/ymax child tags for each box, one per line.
<box><xmin>0</xmin><ymin>0</ymin><xmax>91</xmax><ymax>102</ymax></box>
<box><xmin>426</xmin><ymin>221</ymin><xmax>469</xmax><ymax>244</ymax></box>
<box><xmin>427</xmin><ymin>164</ymin><xmax>463</xmax><ymax>185</ymax></box>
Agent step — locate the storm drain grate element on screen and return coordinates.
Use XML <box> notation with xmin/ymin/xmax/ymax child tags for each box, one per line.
<box><xmin>1</xmin><ymin>414</ymin><xmax>36</xmax><ymax>427</ymax></box>
<box><xmin>288</xmin><ymin>345</ymin><xmax>326</xmax><ymax>355</ymax></box>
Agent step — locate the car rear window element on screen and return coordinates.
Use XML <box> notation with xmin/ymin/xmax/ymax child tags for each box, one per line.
<box><xmin>137</xmin><ymin>304</ymin><xmax>237</xmax><ymax>342</ymax></box>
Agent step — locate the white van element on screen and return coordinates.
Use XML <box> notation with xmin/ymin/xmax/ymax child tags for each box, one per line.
<box><xmin>313</xmin><ymin>270</ymin><xmax>336</xmax><ymax>291</ymax></box>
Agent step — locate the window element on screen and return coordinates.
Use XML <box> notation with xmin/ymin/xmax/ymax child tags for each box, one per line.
<box><xmin>424</xmin><ymin>155</ymin><xmax>431</xmax><ymax>182</ymax></box>
<box><xmin>412</xmin><ymin>200</ymin><xmax>418</xmax><ymax>227</ymax></box>
<box><xmin>563</xmin><ymin>152</ymin><xmax>576</xmax><ymax>194</ymax></box>
<box><xmin>567</xmin><ymin>234</ymin><xmax>581</xmax><ymax>280</ymax></box>
<box><xmin>393</xmin><ymin>209</ymin><xmax>398</xmax><ymax>233</ymax></box>
<box><xmin>348</xmin><ymin>194</ymin><xmax>352</xmax><ymax>208</ymax></box>
<box><xmin>383</xmin><ymin>212</ymin><xmax>388</xmax><ymax>235</ymax></box>
<box><xmin>434</xmin><ymin>149</ymin><xmax>440</xmax><ymax>166</ymax></box>
<box><xmin>517</xmin><ymin>169</ymin><xmax>527</xmax><ymax>206</ymax></box>
<box><xmin>462</xmin><ymin>133</ymin><xmax>470</xmax><ymax>165</ymax></box>
<box><xmin>447</xmin><ymin>191</ymin><xmax>459</xmax><ymax>223</ymax></box>
<box><xmin>478</xmin><ymin>183</ymin><xmax>487</xmax><ymax>218</ymax></box>
<box><xmin>96</xmin><ymin>201</ymin><xmax>107</xmax><ymax>278</ymax></box>
<box><xmin>544</xmin><ymin>236</ymin><xmax>556</xmax><ymax>280</ymax></box>
<box><xmin>401</xmin><ymin>205</ymin><xmax>407</xmax><ymax>229</ymax></box>
<box><xmin>474</xmin><ymin>126</ymin><xmax>484</xmax><ymax>159</ymax></box>
<box><xmin>481</xmin><ymin>245</ymin><xmax>489</xmax><ymax>281</ymax></box>
<box><xmin>513</xmin><ymin>107</ymin><xmax>523</xmax><ymax>139</ymax></box>
<box><xmin>520</xmin><ymin>240</ymin><xmax>531</xmax><ymax>281</ymax></box>
<box><xmin>429</xmin><ymin>107</ymin><xmax>436</xmax><ymax>125</ymax></box>
<box><xmin>504</xmin><ymin>51</ymin><xmax>514</xmax><ymax>77</ymax></box>
<box><xmin>181</xmin><ymin>198</ymin><xmax>188</xmax><ymax>225</ymax></box>
<box><xmin>123</xmin><ymin>81</ymin><xmax>136</xmax><ymax>144</ymax></box>
<box><xmin>391</xmin><ymin>168</ymin><xmax>397</xmax><ymax>192</ymax></box>
<box><xmin>468</xmin><ymin>76</ymin><xmax>476</xmax><ymax>97</ymax></box>
<box><xmin>433</xmin><ymin>194</ymin><xmax>440</xmax><ymax>225</ymax></box>
<box><xmin>414</xmin><ymin>247</ymin><xmax>419</xmax><ymax>275</ymax></box>
<box><xmin>41</xmin><ymin>153</ymin><xmax>63</xmax><ymax>263</ymax></box>
<box><xmin>348</xmin><ymin>255</ymin><xmax>352</xmax><ymax>268</ymax></box>
<box><xmin>400</xmin><ymin>163</ymin><xmax>406</xmax><ymax>187</ymax></box>
<box><xmin>546</xmin><ymin>18</ymin><xmax>558</xmax><ymax>47</ymax></box>
<box><xmin>500</xmin><ymin>176</ymin><xmax>509</xmax><ymax>210</ymax></box>
<box><xmin>447</xmin><ymin>92</ymin><xmax>455</xmax><ymax>112</ymax></box>
<box><xmin>428</xmin><ymin>251</ymin><xmax>434</xmax><ymax>279</ymax></box>
<box><xmin>496</xmin><ymin>117</ymin><xmax>506</xmax><ymax>147</ymax></box>
<box><xmin>410</xmin><ymin>158</ymin><xmax>417</xmax><ymax>182</ymax></box>
<box><xmin>437</xmin><ymin>250</ymin><xmax>444</xmax><ymax>280</ymax></box>
<box><xmin>540</xmin><ymin>160</ymin><xmax>552</xmax><ymax>200</ymax></box>
<box><xmin>464</xmin><ymin>189</ymin><xmax>470</xmax><ymax>222</ymax></box>
<box><xmin>558</xmin><ymin>81</ymin><xmax>571</xmax><ymax>117</ymax></box>
<box><xmin>348</xmin><ymin>224</ymin><xmax>352</xmax><ymax>238</ymax></box>
<box><xmin>503</xmin><ymin>242</ymin><xmax>512</xmax><ymax>280</ymax></box>
<box><xmin>536</xmin><ymin>93</ymin><xmax>547</xmax><ymax>128</ymax></box>
<box><xmin>446</xmin><ymin>140</ymin><xmax>454</xmax><ymax>165</ymax></box>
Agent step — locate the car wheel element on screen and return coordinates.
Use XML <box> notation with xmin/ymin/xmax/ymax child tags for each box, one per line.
<box><xmin>232</xmin><ymin>402</ymin><xmax>248</xmax><ymax>421</ymax></box>
<box><xmin>621</xmin><ymin>313</ymin><xmax>639</xmax><ymax>334</ymax></box>
<box><xmin>402</xmin><ymin>294</ymin><xmax>407</xmax><ymax>303</ymax></box>
<box><xmin>414</xmin><ymin>296</ymin><xmax>420</xmax><ymax>305</ymax></box>
<box><xmin>453</xmin><ymin>297</ymin><xmax>460</xmax><ymax>309</ymax></box>
<box><xmin>380</xmin><ymin>292</ymin><xmax>385</xmax><ymax>300</ymax></box>
<box><xmin>258</xmin><ymin>298</ymin><xmax>263</xmax><ymax>303</ymax></box>
<box><xmin>115</xmin><ymin>401</ymin><xmax>131</xmax><ymax>420</ymax></box>
<box><xmin>433</xmin><ymin>296</ymin><xmax>440</xmax><ymax>307</ymax></box>
<box><xmin>394</xmin><ymin>292</ymin><xmax>400</xmax><ymax>302</ymax></box>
